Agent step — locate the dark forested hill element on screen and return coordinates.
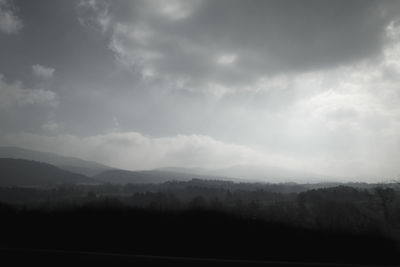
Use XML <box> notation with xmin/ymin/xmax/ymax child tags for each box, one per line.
<box><xmin>0</xmin><ymin>146</ymin><xmax>110</xmax><ymax>176</ymax></box>
<box><xmin>0</xmin><ymin>158</ymin><xmax>98</xmax><ymax>186</ymax></box>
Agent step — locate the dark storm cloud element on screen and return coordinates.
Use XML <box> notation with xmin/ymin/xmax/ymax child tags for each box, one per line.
<box><xmin>0</xmin><ymin>0</ymin><xmax>138</xmax><ymax>134</ymax></box>
<box><xmin>158</xmin><ymin>0</ymin><xmax>388</xmax><ymax>78</ymax></box>
<box><xmin>83</xmin><ymin>0</ymin><xmax>399</xmax><ymax>90</ymax></box>
<box><xmin>0</xmin><ymin>0</ymin><xmax>115</xmax><ymax>86</ymax></box>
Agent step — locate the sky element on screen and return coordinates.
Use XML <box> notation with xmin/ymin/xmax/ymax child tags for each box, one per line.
<box><xmin>1</xmin><ymin>0</ymin><xmax>400</xmax><ymax>180</ymax></box>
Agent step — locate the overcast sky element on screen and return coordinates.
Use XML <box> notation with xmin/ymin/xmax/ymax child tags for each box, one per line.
<box><xmin>1</xmin><ymin>0</ymin><xmax>400</xmax><ymax>180</ymax></box>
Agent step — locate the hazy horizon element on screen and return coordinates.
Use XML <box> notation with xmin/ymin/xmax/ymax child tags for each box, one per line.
<box><xmin>2</xmin><ymin>0</ymin><xmax>400</xmax><ymax>181</ymax></box>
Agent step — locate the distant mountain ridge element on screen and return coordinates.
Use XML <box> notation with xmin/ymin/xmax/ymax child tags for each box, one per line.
<box><xmin>0</xmin><ymin>146</ymin><xmax>111</xmax><ymax>176</ymax></box>
<box><xmin>95</xmin><ymin>169</ymin><xmax>237</xmax><ymax>184</ymax></box>
<box><xmin>156</xmin><ymin>164</ymin><xmax>332</xmax><ymax>183</ymax></box>
<box><xmin>0</xmin><ymin>158</ymin><xmax>98</xmax><ymax>186</ymax></box>
<box><xmin>211</xmin><ymin>164</ymin><xmax>330</xmax><ymax>183</ymax></box>
<box><xmin>0</xmin><ymin>146</ymin><xmax>336</xmax><ymax>185</ymax></box>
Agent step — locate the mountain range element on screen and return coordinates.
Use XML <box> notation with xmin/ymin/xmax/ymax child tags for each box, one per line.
<box><xmin>0</xmin><ymin>158</ymin><xmax>97</xmax><ymax>187</ymax></box>
<box><xmin>0</xmin><ymin>146</ymin><xmax>334</xmax><ymax>186</ymax></box>
<box><xmin>0</xmin><ymin>146</ymin><xmax>110</xmax><ymax>176</ymax></box>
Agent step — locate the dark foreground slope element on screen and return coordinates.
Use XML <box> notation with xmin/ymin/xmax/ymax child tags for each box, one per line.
<box><xmin>1</xmin><ymin>202</ymin><xmax>399</xmax><ymax>267</ymax></box>
<box><xmin>1</xmin><ymin>181</ymin><xmax>400</xmax><ymax>266</ymax></box>
<box><xmin>0</xmin><ymin>158</ymin><xmax>98</xmax><ymax>186</ymax></box>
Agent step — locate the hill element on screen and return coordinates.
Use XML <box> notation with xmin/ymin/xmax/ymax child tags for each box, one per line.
<box><xmin>0</xmin><ymin>158</ymin><xmax>98</xmax><ymax>186</ymax></box>
<box><xmin>0</xmin><ymin>146</ymin><xmax>110</xmax><ymax>176</ymax></box>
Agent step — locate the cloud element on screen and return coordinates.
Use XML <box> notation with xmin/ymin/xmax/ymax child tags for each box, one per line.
<box><xmin>0</xmin><ymin>74</ymin><xmax>57</xmax><ymax>109</ymax></box>
<box><xmin>0</xmin><ymin>0</ymin><xmax>22</xmax><ymax>34</ymax></box>
<box><xmin>78</xmin><ymin>0</ymin><xmax>399</xmax><ymax>96</ymax></box>
<box><xmin>42</xmin><ymin>121</ymin><xmax>61</xmax><ymax>133</ymax></box>
<box><xmin>0</xmin><ymin>73</ymin><xmax>58</xmax><ymax>134</ymax></box>
<box><xmin>32</xmin><ymin>64</ymin><xmax>55</xmax><ymax>79</ymax></box>
<box><xmin>78</xmin><ymin>0</ymin><xmax>112</xmax><ymax>34</ymax></box>
<box><xmin>216</xmin><ymin>53</ymin><xmax>237</xmax><ymax>66</ymax></box>
<box><xmin>266</xmin><ymin>31</ymin><xmax>400</xmax><ymax>178</ymax></box>
<box><xmin>149</xmin><ymin>0</ymin><xmax>202</xmax><ymax>21</ymax></box>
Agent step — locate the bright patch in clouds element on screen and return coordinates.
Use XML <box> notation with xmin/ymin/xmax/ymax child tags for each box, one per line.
<box><xmin>0</xmin><ymin>0</ymin><xmax>22</xmax><ymax>34</ymax></box>
<box><xmin>0</xmin><ymin>74</ymin><xmax>57</xmax><ymax>109</ymax></box>
<box><xmin>32</xmin><ymin>64</ymin><xmax>55</xmax><ymax>79</ymax></box>
<box><xmin>216</xmin><ymin>53</ymin><xmax>237</xmax><ymax>66</ymax></box>
<box><xmin>153</xmin><ymin>0</ymin><xmax>200</xmax><ymax>20</ymax></box>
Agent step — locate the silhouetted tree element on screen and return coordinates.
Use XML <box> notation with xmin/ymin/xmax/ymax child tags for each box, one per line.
<box><xmin>374</xmin><ymin>187</ymin><xmax>395</xmax><ymax>222</ymax></box>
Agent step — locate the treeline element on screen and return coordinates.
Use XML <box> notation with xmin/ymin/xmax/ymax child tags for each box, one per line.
<box><xmin>1</xmin><ymin>179</ymin><xmax>400</xmax><ymax>233</ymax></box>
<box><xmin>1</xmin><ymin>179</ymin><xmax>400</xmax><ymax>265</ymax></box>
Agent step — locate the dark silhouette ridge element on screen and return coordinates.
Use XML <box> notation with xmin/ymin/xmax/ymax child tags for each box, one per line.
<box><xmin>0</xmin><ymin>158</ymin><xmax>99</xmax><ymax>186</ymax></box>
<box><xmin>0</xmin><ymin>146</ymin><xmax>110</xmax><ymax>176</ymax></box>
